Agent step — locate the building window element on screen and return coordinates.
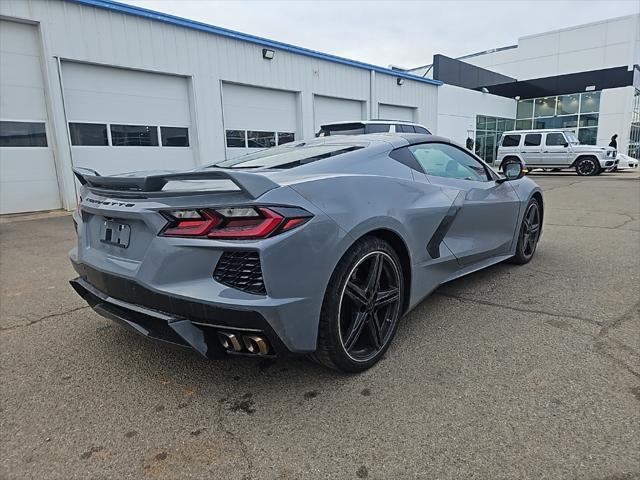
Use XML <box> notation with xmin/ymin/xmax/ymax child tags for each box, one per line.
<box><xmin>0</xmin><ymin>121</ymin><xmax>48</xmax><ymax>147</ymax></box>
<box><xmin>475</xmin><ymin>115</ymin><xmax>515</xmax><ymax>164</ymax></box>
<box><xmin>226</xmin><ymin>130</ymin><xmax>246</xmax><ymax>148</ymax></box>
<box><xmin>110</xmin><ymin>124</ymin><xmax>158</xmax><ymax>146</ymax></box>
<box><xmin>247</xmin><ymin>131</ymin><xmax>276</xmax><ymax>148</ymax></box>
<box><xmin>516</xmin><ymin>100</ymin><xmax>534</xmax><ymax>119</ymax></box>
<box><xmin>161</xmin><ymin>126</ymin><xmax>189</xmax><ymax>147</ymax></box>
<box><xmin>534</xmin><ymin>97</ymin><xmax>556</xmax><ymax>117</ymax></box>
<box><xmin>69</xmin><ymin>123</ymin><xmax>108</xmax><ymax>146</ymax></box>
<box><xmin>516</xmin><ymin>91</ymin><xmax>602</xmax><ymax>145</ymax></box>
<box><xmin>557</xmin><ymin>94</ymin><xmax>580</xmax><ymax>115</ymax></box>
<box><xmin>277</xmin><ymin>132</ymin><xmax>295</xmax><ymax>145</ymax></box>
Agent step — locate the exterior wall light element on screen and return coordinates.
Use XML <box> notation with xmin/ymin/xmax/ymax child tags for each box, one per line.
<box><xmin>262</xmin><ymin>48</ymin><xmax>275</xmax><ymax>60</ymax></box>
<box><xmin>397</xmin><ymin>78</ymin><xmax>404</xmax><ymax>85</ymax></box>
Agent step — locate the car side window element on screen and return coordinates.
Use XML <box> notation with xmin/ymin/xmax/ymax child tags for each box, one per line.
<box><xmin>524</xmin><ymin>134</ymin><xmax>541</xmax><ymax>146</ymax></box>
<box><xmin>397</xmin><ymin>124</ymin><xmax>415</xmax><ymax>133</ymax></box>
<box><xmin>502</xmin><ymin>134</ymin><xmax>521</xmax><ymax>147</ymax></box>
<box><xmin>365</xmin><ymin>124</ymin><xmax>391</xmax><ymax>133</ymax></box>
<box><xmin>408</xmin><ymin>143</ymin><xmax>489</xmax><ymax>182</ymax></box>
<box><xmin>414</xmin><ymin>126</ymin><xmax>430</xmax><ymax>134</ymax></box>
<box><xmin>545</xmin><ymin>132</ymin><xmax>567</xmax><ymax>146</ymax></box>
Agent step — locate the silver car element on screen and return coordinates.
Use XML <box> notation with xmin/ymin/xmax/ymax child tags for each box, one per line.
<box><xmin>497</xmin><ymin>129</ymin><xmax>618</xmax><ymax>176</ymax></box>
<box><xmin>70</xmin><ymin>133</ymin><xmax>543</xmax><ymax>372</ymax></box>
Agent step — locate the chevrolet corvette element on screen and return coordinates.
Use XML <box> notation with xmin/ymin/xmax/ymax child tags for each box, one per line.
<box><xmin>70</xmin><ymin>133</ymin><xmax>543</xmax><ymax>372</ymax></box>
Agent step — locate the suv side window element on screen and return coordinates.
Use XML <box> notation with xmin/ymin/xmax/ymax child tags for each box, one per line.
<box><xmin>365</xmin><ymin>124</ymin><xmax>391</xmax><ymax>133</ymax></box>
<box><xmin>545</xmin><ymin>132</ymin><xmax>567</xmax><ymax>146</ymax></box>
<box><xmin>502</xmin><ymin>134</ymin><xmax>521</xmax><ymax>147</ymax></box>
<box><xmin>397</xmin><ymin>124</ymin><xmax>415</xmax><ymax>133</ymax></box>
<box><xmin>414</xmin><ymin>126</ymin><xmax>430</xmax><ymax>134</ymax></box>
<box><xmin>408</xmin><ymin>143</ymin><xmax>489</xmax><ymax>182</ymax></box>
<box><xmin>524</xmin><ymin>133</ymin><xmax>541</xmax><ymax>146</ymax></box>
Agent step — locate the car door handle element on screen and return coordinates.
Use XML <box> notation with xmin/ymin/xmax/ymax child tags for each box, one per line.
<box><xmin>542</xmin><ymin>150</ymin><xmax>549</xmax><ymax>153</ymax></box>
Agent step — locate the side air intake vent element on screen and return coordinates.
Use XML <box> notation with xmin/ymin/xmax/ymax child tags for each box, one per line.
<box><xmin>213</xmin><ymin>251</ymin><xmax>266</xmax><ymax>295</ymax></box>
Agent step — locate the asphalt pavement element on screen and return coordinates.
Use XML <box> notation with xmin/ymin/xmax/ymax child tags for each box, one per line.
<box><xmin>1</xmin><ymin>170</ymin><xmax>639</xmax><ymax>480</ymax></box>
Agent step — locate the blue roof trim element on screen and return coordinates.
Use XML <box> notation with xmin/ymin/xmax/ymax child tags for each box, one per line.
<box><xmin>67</xmin><ymin>0</ymin><xmax>443</xmax><ymax>87</ymax></box>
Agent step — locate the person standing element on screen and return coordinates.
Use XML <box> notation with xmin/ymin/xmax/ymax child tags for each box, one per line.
<box><xmin>609</xmin><ymin>134</ymin><xmax>618</xmax><ymax>151</ymax></box>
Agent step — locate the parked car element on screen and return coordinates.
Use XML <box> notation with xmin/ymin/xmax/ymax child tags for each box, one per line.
<box><xmin>70</xmin><ymin>133</ymin><xmax>542</xmax><ymax>373</ymax></box>
<box><xmin>497</xmin><ymin>129</ymin><xmax>618</xmax><ymax>176</ymax></box>
<box><xmin>614</xmin><ymin>153</ymin><xmax>638</xmax><ymax>171</ymax></box>
<box><xmin>317</xmin><ymin>120</ymin><xmax>430</xmax><ymax>136</ymax></box>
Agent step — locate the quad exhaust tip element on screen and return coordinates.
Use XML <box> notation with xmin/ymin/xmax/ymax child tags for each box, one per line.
<box><xmin>217</xmin><ymin>331</ymin><xmax>270</xmax><ymax>355</ymax></box>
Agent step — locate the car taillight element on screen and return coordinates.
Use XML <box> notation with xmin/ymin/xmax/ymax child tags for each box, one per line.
<box><xmin>160</xmin><ymin>206</ymin><xmax>311</xmax><ymax>239</ymax></box>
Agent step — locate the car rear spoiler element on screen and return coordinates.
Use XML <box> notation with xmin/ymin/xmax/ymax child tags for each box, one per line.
<box><xmin>72</xmin><ymin>167</ymin><xmax>280</xmax><ymax>199</ymax></box>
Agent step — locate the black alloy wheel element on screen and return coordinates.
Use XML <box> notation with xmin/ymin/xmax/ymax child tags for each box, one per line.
<box><xmin>338</xmin><ymin>251</ymin><xmax>401</xmax><ymax>362</ymax></box>
<box><xmin>311</xmin><ymin>237</ymin><xmax>404</xmax><ymax>372</ymax></box>
<box><xmin>510</xmin><ymin>199</ymin><xmax>541</xmax><ymax>264</ymax></box>
<box><xmin>575</xmin><ymin>157</ymin><xmax>600</xmax><ymax>176</ymax></box>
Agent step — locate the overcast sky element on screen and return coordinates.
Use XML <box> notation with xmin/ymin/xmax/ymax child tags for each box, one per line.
<box><xmin>124</xmin><ymin>0</ymin><xmax>639</xmax><ymax>70</ymax></box>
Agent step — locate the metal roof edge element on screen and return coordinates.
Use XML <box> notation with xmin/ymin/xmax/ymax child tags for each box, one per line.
<box><xmin>67</xmin><ymin>0</ymin><xmax>443</xmax><ymax>87</ymax></box>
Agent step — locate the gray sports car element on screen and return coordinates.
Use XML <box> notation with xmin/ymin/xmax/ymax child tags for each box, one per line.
<box><xmin>70</xmin><ymin>133</ymin><xmax>543</xmax><ymax>372</ymax></box>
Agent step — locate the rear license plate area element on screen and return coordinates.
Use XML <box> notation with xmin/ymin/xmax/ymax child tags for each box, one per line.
<box><xmin>100</xmin><ymin>219</ymin><xmax>131</xmax><ymax>248</ymax></box>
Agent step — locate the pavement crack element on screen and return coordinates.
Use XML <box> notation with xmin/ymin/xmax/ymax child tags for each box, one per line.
<box><xmin>544</xmin><ymin>222</ymin><xmax>640</xmax><ymax>231</ymax></box>
<box><xmin>0</xmin><ymin>305</ymin><xmax>90</xmax><ymax>332</ymax></box>
<box><xmin>435</xmin><ymin>291</ymin><xmax>602</xmax><ymax>326</ymax></box>
<box><xmin>599</xmin><ymin>301</ymin><xmax>640</xmax><ymax>338</ymax></box>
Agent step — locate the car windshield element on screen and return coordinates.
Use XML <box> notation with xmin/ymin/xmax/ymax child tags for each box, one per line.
<box><xmin>565</xmin><ymin>131</ymin><xmax>579</xmax><ymax>144</ymax></box>
<box><xmin>209</xmin><ymin>143</ymin><xmax>363</xmax><ymax>169</ymax></box>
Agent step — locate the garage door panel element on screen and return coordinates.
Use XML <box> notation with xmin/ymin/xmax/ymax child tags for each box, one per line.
<box><xmin>65</xmin><ymin>90</ymin><xmax>189</xmax><ymax>125</ymax></box>
<box><xmin>0</xmin><ymin>179</ymin><xmax>61</xmax><ymax>214</ymax></box>
<box><xmin>0</xmin><ymin>52</ymin><xmax>44</xmax><ymax>89</ymax></box>
<box><xmin>0</xmin><ymin>149</ymin><xmax>58</xmax><ymax>182</ymax></box>
<box><xmin>222</xmin><ymin>83</ymin><xmax>297</xmax><ymax>158</ymax></box>
<box><xmin>379</xmin><ymin>103</ymin><xmax>416</xmax><ymax>122</ymax></box>
<box><xmin>0</xmin><ymin>85</ymin><xmax>48</xmax><ymax>120</ymax></box>
<box><xmin>0</xmin><ymin>19</ymin><xmax>60</xmax><ymax>214</ymax></box>
<box><xmin>314</xmin><ymin>95</ymin><xmax>365</xmax><ymax>131</ymax></box>
<box><xmin>0</xmin><ymin>20</ymin><xmax>41</xmax><ymax>56</ymax></box>
<box><xmin>62</xmin><ymin>62</ymin><xmax>187</xmax><ymax>100</ymax></box>
<box><xmin>223</xmin><ymin>83</ymin><xmax>297</xmax><ymax>131</ymax></box>
<box><xmin>62</xmin><ymin>61</ymin><xmax>195</xmax><ymax>175</ymax></box>
<box><xmin>71</xmin><ymin>148</ymin><xmax>195</xmax><ymax>176</ymax></box>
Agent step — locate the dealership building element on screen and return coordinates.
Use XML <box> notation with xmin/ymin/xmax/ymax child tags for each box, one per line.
<box><xmin>0</xmin><ymin>0</ymin><xmax>638</xmax><ymax>215</ymax></box>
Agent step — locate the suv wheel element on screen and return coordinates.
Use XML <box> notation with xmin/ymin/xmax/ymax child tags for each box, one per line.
<box><xmin>575</xmin><ymin>156</ymin><xmax>601</xmax><ymax>176</ymax></box>
<box><xmin>311</xmin><ymin>237</ymin><xmax>404</xmax><ymax>373</ymax></box>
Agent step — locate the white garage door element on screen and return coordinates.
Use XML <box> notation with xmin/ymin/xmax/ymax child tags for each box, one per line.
<box><xmin>313</xmin><ymin>95</ymin><xmax>365</xmax><ymax>132</ymax></box>
<box><xmin>62</xmin><ymin>62</ymin><xmax>194</xmax><ymax>176</ymax></box>
<box><xmin>379</xmin><ymin>103</ymin><xmax>417</xmax><ymax>122</ymax></box>
<box><xmin>222</xmin><ymin>83</ymin><xmax>297</xmax><ymax>158</ymax></box>
<box><xmin>0</xmin><ymin>20</ymin><xmax>61</xmax><ymax>214</ymax></box>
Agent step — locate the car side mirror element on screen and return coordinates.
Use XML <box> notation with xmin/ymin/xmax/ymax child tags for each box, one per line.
<box><xmin>563</xmin><ymin>142</ymin><xmax>569</xmax><ymax>148</ymax></box>
<box><xmin>499</xmin><ymin>159</ymin><xmax>525</xmax><ymax>182</ymax></box>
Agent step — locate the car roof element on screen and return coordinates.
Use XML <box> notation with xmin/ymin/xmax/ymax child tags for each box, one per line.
<box><xmin>321</xmin><ymin>119</ymin><xmax>424</xmax><ymax>126</ymax></box>
<box><xmin>502</xmin><ymin>129</ymin><xmax>576</xmax><ymax>135</ymax></box>
<box><xmin>304</xmin><ymin>132</ymin><xmax>451</xmax><ymax>148</ymax></box>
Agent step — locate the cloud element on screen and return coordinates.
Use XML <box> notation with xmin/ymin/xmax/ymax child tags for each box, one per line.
<box><xmin>124</xmin><ymin>0</ymin><xmax>639</xmax><ymax>69</ymax></box>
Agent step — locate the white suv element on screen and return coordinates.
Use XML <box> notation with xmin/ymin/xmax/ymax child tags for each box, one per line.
<box><xmin>317</xmin><ymin>120</ymin><xmax>431</xmax><ymax>137</ymax></box>
<box><xmin>497</xmin><ymin>129</ymin><xmax>618</xmax><ymax>176</ymax></box>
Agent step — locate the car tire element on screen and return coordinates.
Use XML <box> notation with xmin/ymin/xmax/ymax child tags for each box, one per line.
<box><xmin>500</xmin><ymin>156</ymin><xmax>522</xmax><ymax>172</ymax></box>
<box><xmin>310</xmin><ymin>236</ymin><xmax>404</xmax><ymax>373</ymax></box>
<box><xmin>509</xmin><ymin>198</ymin><xmax>542</xmax><ymax>265</ymax></box>
<box><xmin>575</xmin><ymin>156</ymin><xmax>601</xmax><ymax>176</ymax></box>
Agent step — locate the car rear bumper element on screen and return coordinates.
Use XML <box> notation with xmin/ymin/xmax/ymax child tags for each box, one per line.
<box><xmin>70</xmin><ymin>261</ymin><xmax>297</xmax><ymax>359</ymax></box>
